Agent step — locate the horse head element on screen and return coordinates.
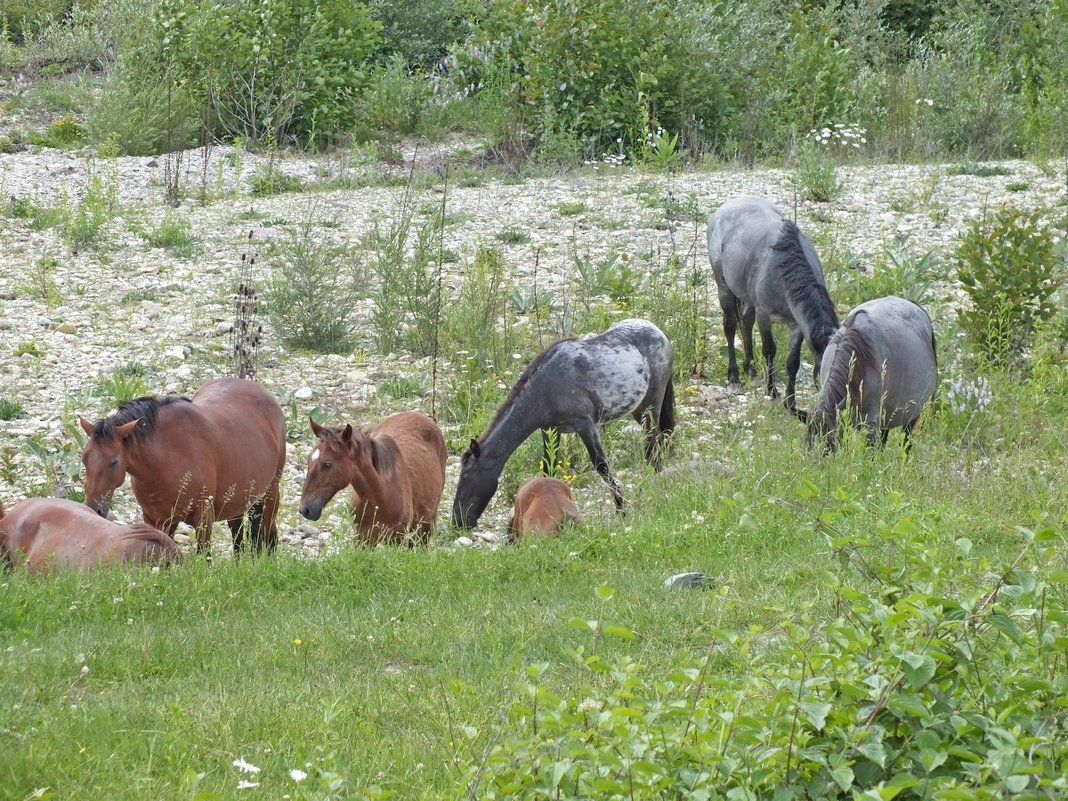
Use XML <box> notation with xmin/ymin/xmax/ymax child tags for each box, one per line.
<box><xmin>806</xmin><ymin>408</ymin><xmax>838</xmax><ymax>454</ymax></box>
<box><xmin>79</xmin><ymin>416</ymin><xmax>139</xmax><ymax>517</ymax></box>
<box><xmin>298</xmin><ymin>418</ymin><xmax>359</xmax><ymax>521</ymax></box>
<box><xmin>452</xmin><ymin>439</ymin><xmax>498</xmax><ymax>529</ymax></box>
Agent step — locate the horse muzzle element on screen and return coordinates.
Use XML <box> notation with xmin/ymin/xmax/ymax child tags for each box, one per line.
<box><xmin>299</xmin><ymin>499</ymin><xmax>324</xmax><ymax>521</ymax></box>
<box><xmin>87</xmin><ymin>495</ymin><xmax>112</xmax><ymax>518</ymax></box>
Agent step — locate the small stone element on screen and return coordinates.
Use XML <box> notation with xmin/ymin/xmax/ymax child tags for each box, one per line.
<box><xmin>164</xmin><ymin>346</ymin><xmax>186</xmax><ymax>361</ymax></box>
<box><xmin>216</xmin><ymin>321</ymin><xmax>234</xmax><ymax>335</ymax></box>
<box><xmin>54</xmin><ymin>321</ymin><xmax>78</xmax><ymax>335</ymax></box>
<box><xmin>294</xmin><ymin>387</ymin><xmax>313</xmax><ymax>400</ymax></box>
<box><xmin>474</xmin><ymin>531</ymin><xmax>501</xmax><ymax>543</ymax></box>
<box><xmin>141</xmin><ymin>301</ymin><xmax>163</xmax><ymax>319</ymax></box>
<box><xmin>173</xmin><ymin>533</ymin><xmax>191</xmax><ymax>545</ymax></box>
<box><xmin>664</xmin><ymin>572</ymin><xmax>715</xmax><ymax>590</ymax></box>
<box><xmin>454</xmin><ymin>536</ymin><xmax>474</xmax><ymax>548</ymax></box>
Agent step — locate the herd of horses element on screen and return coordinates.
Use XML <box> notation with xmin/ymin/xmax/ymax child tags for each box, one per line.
<box><xmin>0</xmin><ymin>196</ymin><xmax>938</xmax><ymax>574</ymax></box>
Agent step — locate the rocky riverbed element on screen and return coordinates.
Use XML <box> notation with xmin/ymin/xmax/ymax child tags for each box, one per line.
<box><xmin>0</xmin><ymin>141</ymin><xmax>1064</xmax><ymax>554</ymax></box>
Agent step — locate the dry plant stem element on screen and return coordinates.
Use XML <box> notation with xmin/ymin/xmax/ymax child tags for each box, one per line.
<box><xmin>431</xmin><ymin>164</ymin><xmax>448</xmax><ymax>420</ymax></box>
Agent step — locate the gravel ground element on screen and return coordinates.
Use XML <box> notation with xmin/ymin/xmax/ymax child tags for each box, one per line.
<box><xmin>1</xmin><ymin>141</ymin><xmax>1064</xmax><ymax>554</ymax></box>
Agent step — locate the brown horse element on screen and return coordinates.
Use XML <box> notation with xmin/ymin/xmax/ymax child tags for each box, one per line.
<box><xmin>507</xmin><ymin>477</ymin><xmax>582</xmax><ymax>540</ymax></box>
<box><xmin>299</xmin><ymin>411</ymin><xmax>447</xmax><ymax>547</ymax></box>
<box><xmin>0</xmin><ymin>497</ymin><xmax>180</xmax><ymax>574</ymax></box>
<box><xmin>79</xmin><ymin>377</ymin><xmax>286</xmax><ymax>554</ymax></box>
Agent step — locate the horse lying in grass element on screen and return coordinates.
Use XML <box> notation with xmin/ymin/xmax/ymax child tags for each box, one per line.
<box><xmin>707</xmin><ymin>196</ymin><xmax>840</xmax><ymax>416</ymax></box>
<box><xmin>507</xmin><ymin>477</ymin><xmax>582</xmax><ymax>541</ymax></box>
<box><xmin>0</xmin><ymin>497</ymin><xmax>180</xmax><ymax>574</ymax></box>
<box><xmin>299</xmin><ymin>411</ymin><xmax>447</xmax><ymax>547</ymax></box>
<box><xmin>807</xmin><ymin>295</ymin><xmax>938</xmax><ymax>453</ymax></box>
<box><xmin>80</xmin><ymin>377</ymin><xmax>287</xmax><ymax>554</ymax></box>
<box><xmin>453</xmin><ymin>318</ymin><xmax>674</xmax><ymax>529</ymax></box>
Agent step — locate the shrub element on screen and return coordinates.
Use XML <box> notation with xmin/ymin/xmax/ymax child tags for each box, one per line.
<box><xmin>0</xmin><ymin>397</ymin><xmax>25</xmax><ymax>421</ymax></box>
<box><xmin>954</xmin><ymin>206</ymin><xmax>1061</xmax><ymax>367</ymax></box>
<box><xmin>265</xmin><ymin>213</ymin><xmax>368</xmax><ymax>353</ymax></box>
<box><xmin>792</xmin><ymin>139</ymin><xmax>840</xmax><ymax>203</ymax></box>
<box><xmin>151</xmin><ymin>0</ymin><xmax>381</xmax><ymax>146</ymax></box>
<box><xmin>142</xmin><ymin>211</ymin><xmax>197</xmax><ymax>256</ymax></box>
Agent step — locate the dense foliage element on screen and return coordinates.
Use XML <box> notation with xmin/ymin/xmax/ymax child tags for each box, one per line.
<box><xmin>4</xmin><ymin>0</ymin><xmax>1068</xmax><ymax>159</ymax></box>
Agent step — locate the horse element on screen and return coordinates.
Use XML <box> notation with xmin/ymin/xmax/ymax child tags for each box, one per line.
<box><xmin>807</xmin><ymin>296</ymin><xmax>938</xmax><ymax>453</ymax></box>
<box><xmin>507</xmin><ymin>477</ymin><xmax>582</xmax><ymax>541</ymax></box>
<box><xmin>706</xmin><ymin>196</ymin><xmax>840</xmax><ymax>416</ymax></box>
<box><xmin>0</xmin><ymin>497</ymin><xmax>180</xmax><ymax>574</ymax></box>
<box><xmin>299</xmin><ymin>411</ymin><xmax>447</xmax><ymax>547</ymax></box>
<box><xmin>452</xmin><ymin>318</ymin><xmax>675</xmax><ymax>529</ymax></box>
<box><xmin>79</xmin><ymin>377</ymin><xmax>286</xmax><ymax>554</ymax></box>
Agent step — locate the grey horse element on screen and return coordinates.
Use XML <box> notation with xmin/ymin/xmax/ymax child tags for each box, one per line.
<box><xmin>707</xmin><ymin>196</ymin><xmax>839</xmax><ymax>415</ymax></box>
<box><xmin>452</xmin><ymin>319</ymin><xmax>675</xmax><ymax>529</ymax></box>
<box><xmin>808</xmin><ymin>295</ymin><xmax>938</xmax><ymax>452</ymax></box>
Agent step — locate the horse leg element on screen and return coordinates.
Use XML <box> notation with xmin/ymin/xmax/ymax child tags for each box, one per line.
<box><xmin>902</xmin><ymin>420</ymin><xmax>916</xmax><ymax>455</ymax></box>
<box><xmin>757</xmin><ymin>316</ymin><xmax>778</xmax><ymax>398</ymax></box>
<box><xmin>741</xmin><ymin>304</ymin><xmax>757</xmax><ymax>380</ymax></box>
<box><xmin>575</xmin><ymin>419</ymin><xmax>625</xmax><ymax>510</ymax></box>
<box><xmin>720</xmin><ymin>290</ymin><xmax>742</xmax><ymax>388</ymax></box>
<box><xmin>783</xmin><ymin>327</ymin><xmax>804</xmax><ymax>417</ymax></box>
<box><xmin>227</xmin><ymin>516</ymin><xmax>246</xmax><ymax>557</ymax></box>
<box><xmin>260</xmin><ymin>480</ymin><xmax>281</xmax><ymax>553</ymax></box>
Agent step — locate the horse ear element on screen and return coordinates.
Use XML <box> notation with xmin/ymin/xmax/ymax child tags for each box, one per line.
<box><xmin>79</xmin><ymin>416</ymin><xmax>94</xmax><ymax>436</ymax></box>
<box><xmin>342</xmin><ymin>424</ymin><xmax>353</xmax><ymax>443</ymax></box>
<box><xmin>309</xmin><ymin>417</ymin><xmax>323</xmax><ymax>437</ymax></box>
<box><xmin>469</xmin><ymin>438</ymin><xmax>481</xmax><ymax>459</ymax></box>
<box><xmin>115</xmin><ymin>419</ymin><xmax>140</xmax><ymax>440</ymax></box>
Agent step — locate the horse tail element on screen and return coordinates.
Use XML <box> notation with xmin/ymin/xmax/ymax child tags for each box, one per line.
<box><xmin>659</xmin><ymin>376</ymin><xmax>676</xmax><ymax>435</ymax></box>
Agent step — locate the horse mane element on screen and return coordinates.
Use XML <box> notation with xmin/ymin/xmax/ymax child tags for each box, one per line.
<box><xmin>818</xmin><ymin>321</ymin><xmax>879</xmax><ymax>414</ymax></box>
<box><xmin>772</xmin><ymin>221</ymin><xmax>840</xmax><ymax>347</ymax></box>
<box><xmin>478</xmin><ymin>338</ymin><xmax>575</xmax><ymax>444</ymax></box>
<box><xmin>92</xmin><ymin>395</ymin><xmax>192</xmax><ymax>443</ymax></box>
<box><xmin>321</xmin><ymin>425</ymin><xmax>399</xmax><ymax>480</ymax></box>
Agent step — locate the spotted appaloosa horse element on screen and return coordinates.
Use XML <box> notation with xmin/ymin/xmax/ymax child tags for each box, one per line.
<box><xmin>0</xmin><ymin>497</ymin><xmax>180</xmax><ymax>574</ymax></box>
<box><xmin>453</xmin><ymin>318</ymin><xmax>675</xmax><ymax>529</ymax></box>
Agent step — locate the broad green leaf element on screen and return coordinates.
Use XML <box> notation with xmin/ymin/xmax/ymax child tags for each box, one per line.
<box><xmin>858</xmin><ymin>740</ymin><xmax>887</xmax><ymax>768</ymax></box>
<box><xmin>1005</xmin><ymin>775</ymin><xmax>1030</xmax><ymax>793</ymax></box>
<box><xmin>602</xmin><ymin>624</ymin><xmax>636</xmax><ymax>640</ymax></box>
<box><xmin>829</xmin><ymin>763</ymin><xmax>854</xmax><ymax>791</ymax></box>
<box><xmin>987</xmin><ymin>610</ymin><xmax>1023</xmax><ymax>644</ymax></box>
<box><xmin>799</xmin><ymin>700</ymin><xmax>831</xmax><ymax>730</ymax></box>
<box><xmin>595</xmin><ymin>584</ymin><xmax>615</xmax><ymax>601</ymax></box>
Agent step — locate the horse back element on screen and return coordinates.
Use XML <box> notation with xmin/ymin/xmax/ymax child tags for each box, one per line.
<box><xmin>851</xmin><ymin>297</ymin><xmax>937</xmax><ymax>425</ymax></box>
<box><xmin>509</xmin><ymin>477</ymin><xmax>581</xmax><ymax>539</ymax></box>
<box><xmin>373</xmin><ymin>411</ymin><xmax>447</xmax><ymax>511</ymax></box>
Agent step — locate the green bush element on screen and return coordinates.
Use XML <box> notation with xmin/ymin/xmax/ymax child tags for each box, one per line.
<box><xmin>367</xmin><ymin>0</ymin><xmax>467</xmax><ymax>69</ymax></box>
<box><xmin>151</xmin><ymin>0</ymin><xmax>381</xmax><ymax>146</ymax></box>
<box><xmin>954</xmin><ymin>206</ymin><xmax>1061</xmax><ymax>367</ymax></box>
<box><xmin>464</xmin><ymin>509</ymin><xmax>1068</xmax><ymax>799</ymax></box>
<box><xmin>265</xmin><ymin>214</ymin><xmax>368</xmax><ymax>353</ymax></box>
<box><xmin>0</xmin><ymin>0</ymin><xmax>75</xmax><ymax>45</ymax></box>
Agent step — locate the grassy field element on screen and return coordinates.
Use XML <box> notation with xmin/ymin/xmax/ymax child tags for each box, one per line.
<box><xmin>3</xmin><ymin>367</ymin><xmax>1066</xmax><ymax>799</ymax></box>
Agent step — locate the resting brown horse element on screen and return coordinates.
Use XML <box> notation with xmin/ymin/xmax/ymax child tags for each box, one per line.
<box><xmin>507</xmin><ymin>477</ymin><xmax>582</xmax><ymax>540</ymax></box>
<box><xmin>299</xmin><ymin>411</ymin><xmax>447</xmax><ymax>547</ymax></box>
<box><xmin>79</xmin><ymin>377</ymin><xmax>286</xmax><ymax>554</ymax></box>
<box><xmin>0</xmin><ymin>497</ymin><xmax>180</xmax><ymax>574</ymax></box>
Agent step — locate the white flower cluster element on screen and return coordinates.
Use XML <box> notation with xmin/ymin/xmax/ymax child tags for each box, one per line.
<box><xmin>946</xmin><ymin>375</ymin><xmax>992</xmax><ymax>415</ymax></box>
<box><xmin>809</xmin><ymin>122</ymin><xmax>867</xmax><ymax>149</ymax></box>
<box><xmin>915</xmin><ymin>97</ymin><xmax>935</xmax><ymax>106</ymax></box>
<box><xmin>646</xmin><ymin>126</ymin><xmax>667</xmax><ymax>149</ymax></box>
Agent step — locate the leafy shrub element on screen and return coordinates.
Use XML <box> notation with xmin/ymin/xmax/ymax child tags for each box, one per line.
<box><xmin>142</xmin><ymin>211</ymin><xmax>197</xmax><ymax>256</ymax></box>
<box><xmin>464</xmin><ymin>505</ymin><xmax>1068</xmax><ymax>799</ymax></box>
<box><xmin>249</xmin><ymin>165</ymin><xmax>305</xmax><ymax>196</ymax></box>
<box><xmin>444</xmin><ymin>245</ymin><xmax>516</xmax><ymax>375</ymax></box>
<box><xmin>0</xmin><ymin>397</ymin><xmax>25</xmax><ymax>421</ymax></box>
<box><xmin>151</xmin><ymin>0</ymin><xmax>381</xmax><ymax>146</ymax></box>
<box><xmin>0</xmin><ymin>0</ymin><xmax>73</xmax><ymax>45</ymax></box>
<box><xmin>95</xmin><ymin>364</ymin><xmax>152</xmax><ymax>404</ymax></box>
<box><xmin>792</xmin><ymin>139</ymin><xmax>840</xmax><ymax>203</ymax></box>
<box><xmin>265</xmin><ymin>214</ymin><xmax>368</xmax><ymax>353</ymax></box>
<box><xmin>366</xmin><ymin>0</ymin><xmax>467</xmax><ymax>69</ymax></box>
<box><xmin>954</xmin><ymin>206</ymin><xmax>1061</xmax><ymax>367</ymax></box>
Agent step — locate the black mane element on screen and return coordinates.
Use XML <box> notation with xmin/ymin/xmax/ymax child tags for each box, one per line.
<box><xmin>817</xmin><ymin>321</ymin><xmax>878</xmax><ymax>414</ymax></box>
<box><xmin>773</xmin><ymin>221</ymin><xmax>840</xmax><ymax>347</ymax></box>
<box><xmin>91</xmin><ymin>395</ymin><xmax>191</xmax><ymax>443</ymax></box>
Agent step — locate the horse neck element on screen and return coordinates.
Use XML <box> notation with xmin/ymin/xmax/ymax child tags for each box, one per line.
<box><xmin>792</xmin><ymin>292</ymin><xmax>839</xmax><ymax>354</ymax></box>
<box><xmin>346</xmin><ymin>442</ymin><xmax>406</xmax><ymax>523</ymax></box>
<box><xmin>479</xmin><ymin>386</ymin><xmax>548</xmax><ymax>467</ymax></box>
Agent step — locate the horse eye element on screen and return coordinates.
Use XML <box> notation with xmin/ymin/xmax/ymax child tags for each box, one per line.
<box><xmin>321</xmin><ymin>461</ymin><xmax>332</xmax><ymax>470</ymax></box>
<box><xmin>108</xmin><ymin>458</ymin><xmax>119</xmax><ymax>468</ymax></box>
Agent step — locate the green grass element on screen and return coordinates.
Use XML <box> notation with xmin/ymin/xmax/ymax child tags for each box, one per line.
<box><xmin>3</xmin><ymin>379</ymin><xmax>1064</xmax><ymax>798</ymax></box>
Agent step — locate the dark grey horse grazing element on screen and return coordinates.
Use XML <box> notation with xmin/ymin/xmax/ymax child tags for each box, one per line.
<box><xmin>452</xmin><ymin>319</ymin><xmax>675</xmax><ymax>529</ymax></box>
<box><xmin>808</xmin><ymin>296</ymin><xmax>938</xmax><ymax>452</ymax></box>
<box><xmin>706</xmin><ymin>196</ymin><xmax>839</xmax><ymax>415</ymax></box>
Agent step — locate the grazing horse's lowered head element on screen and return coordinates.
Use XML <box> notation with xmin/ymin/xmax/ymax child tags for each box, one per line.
<box><xmin>80</xmin><ymin>410</ymin><xmax>155</xmax><ymax>518</ymax></box>
<box><xmin>452</xmin><ymin>438</ymin><xmax>498</xmax><ymax>530</ymax></box>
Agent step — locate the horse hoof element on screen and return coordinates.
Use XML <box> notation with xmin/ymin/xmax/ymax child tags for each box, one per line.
<box><xmin>727</xmin><ymin>382</ymin><xmax>745</xmax><ymax>394</ymax></box>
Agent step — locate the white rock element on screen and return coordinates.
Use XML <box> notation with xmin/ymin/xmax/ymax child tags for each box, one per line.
<box><xmin>294</xmin><ymin>387</ymin><xmax>313</xmax><ymax>400</ymax></box>
<box><xmin>164</xmin><ymin>346</ymin><xmax>186</xmax><ymax>361</ymax></box>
